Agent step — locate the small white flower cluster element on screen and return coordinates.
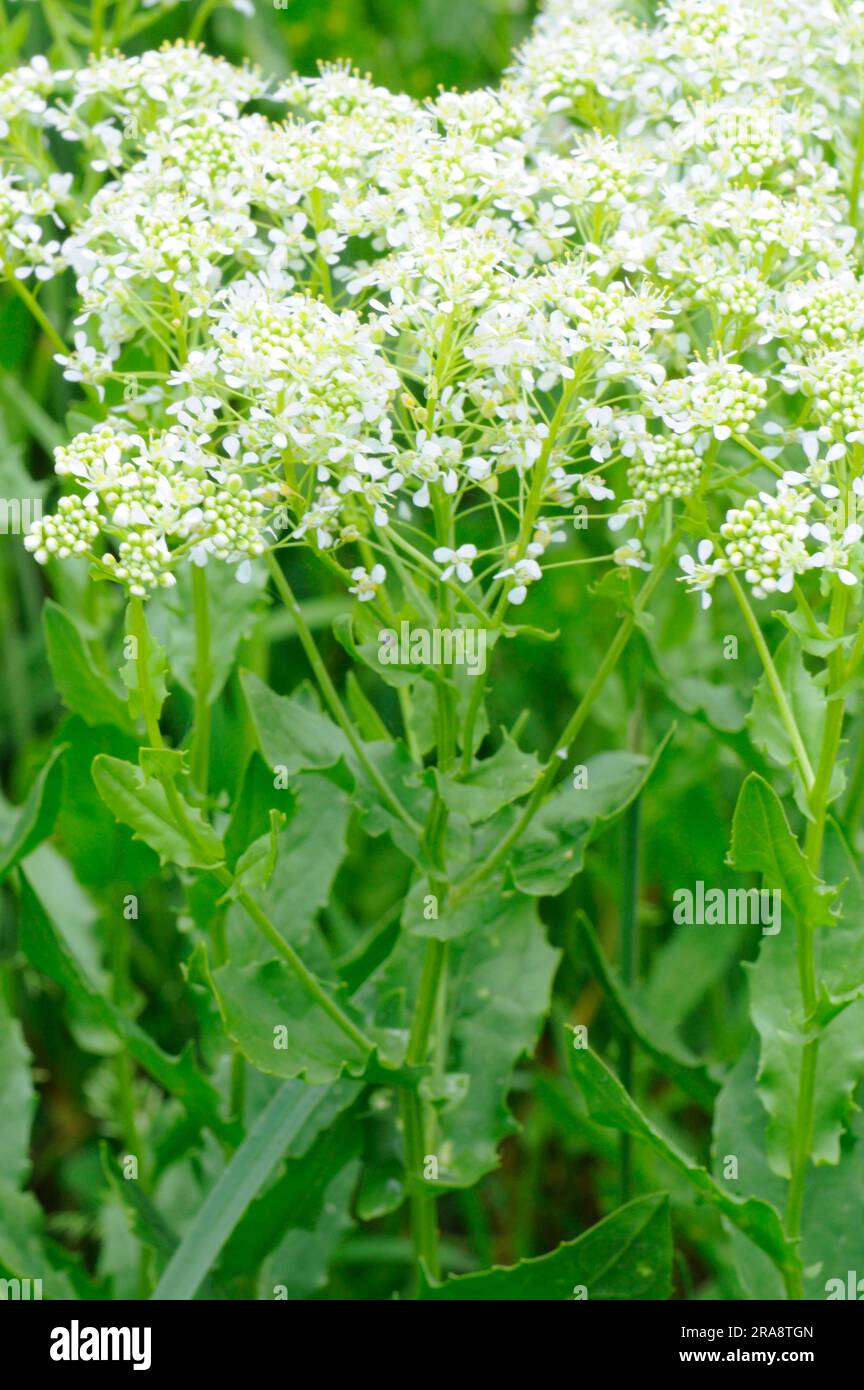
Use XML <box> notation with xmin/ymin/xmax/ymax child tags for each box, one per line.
<box><xmin>25</xmin><ymin>423</ymin><xmax>266</xmax><ymax>597</ymax></box>
<box><xmin>8</xmin><ymin>1</ymin><xmax>864</xmax><ymax>613</ymax></box>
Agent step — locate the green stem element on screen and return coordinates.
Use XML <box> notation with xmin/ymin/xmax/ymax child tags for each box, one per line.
<box><xmin>128</xmin><ymin>598</ymin><xmax>162</xmax><ymax>747</ymax></box>
<box><xmin>783</xmin><ymin>581</ymin><xmax>850</xmax><ymax>1298</ymax></box>
<box><xmin>129</xmin><ymin>594</ymin><xmax>375</xmax><ymax>1060</ymax></box>
<box><xmin>265</xmin><ymin>552</ymin><xmax>423</xmax><ymax>838</ymax></box>
<box><xmin>188</xmin><ymin>0</ymin><xmax>220</xmax><ymax>43</ymax></box>
<box><xmin>726</xmin><ymin>572</ymin><xmax>815</xmax><ymax>793</ymax></box>
<box><xmin>190</xmin><ymin>564</ymin><xmax>212</xmax><ymax>796</ymax></box>
<box><xmin>401</xmin><ymin>937</ymin><xmax>449</xmax><ymax>1284</ymax></box>
<box><xmin>452</xmin><ymin>532</ymin><xmax>680</xmax><ymax>903</ymax></box>
<box><xmin>618</xmin><ymin>696</ymin><xmax>642</xmax><ymax>1204</ymax></box>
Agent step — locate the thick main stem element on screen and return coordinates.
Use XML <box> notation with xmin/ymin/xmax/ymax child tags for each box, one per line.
<box><xmin>783</xmin><ymin>583</ymin><xmax>850</xmax><ymax>1295</ymax></box>
<box><xmin>190</xmin><ymin>563</ymin><xmax>212</xmax><ymax>795</ymax></box>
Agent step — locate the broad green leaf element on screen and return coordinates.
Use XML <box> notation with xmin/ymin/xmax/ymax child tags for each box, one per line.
<box><xmin>438</xmin><ymin>896</ymin><xmax>560</xmax><ymax>1185</ymax></box>
<box><xmin>748</xmin><ymin>636</ymin><xmax>843</xmax><ymax>810</ymax></box>
<box><xmin>421</xmin><ymin>1194</ymin><xmax>671</xmax><ymax>1299</ymax></box>
<box><xmin>19</xmin><ymin>874</ymin><xmax>234</xmax><ymax>1145</ymax></box>
<box><xmin>0</xmin><ymin>992</ymin><xmax>36</xmax><ymax>1188</ymax></box>
<box><xmin>575</xmin><ymin>912</ymin><xmax>719</xmax><ymax>1108</ymax></box>
<box><xmin>147</xmin><ymin>560</ymin><xmax>268</xmax><ymax>702</ymax></box>
<box><xmin>0</xmin><ymin>746</ymin><xmax>65</xmax><ymax>884</ymax></box>
<box><xmin>644</xmin><ymin>919</ymin><xmax>746</xmax><ymax>1028</ymax></box>
<box><xmin>264</xmin><ymin>1155</ymin><xmax>360</xmax><ymax>1299</ymax></box>
<box><xmin>364</xmin><ymin>895</ymin><xmax>560</xmax><ymax>1186</ymax></box>
<box><xmin>510</xmin><ymin>732</ymin><xmax>673</xmax><ymax>896</ymax></box>
<box><xmin>224</xmin><ymin>751</ymin><xmax>297</xmax><ymax>869</ymax></box>
<box><xmin>226</xmin><ymin>772</ymin><xmax>350</xmax><ymax>964</ymax></box>
<box><xmin>241</xmin><ymin>670</ymin><xmax>352</xmax><ymax>779</ymax></box>
<box><xmin>152</xmin><ymin>1080</ymin><xmax>340</xmax><ymax>1300</ymax></box>
<box><xmin>92</xmin><ymin>755</ymin><xmax>224</xmax><ymax>869</ymax></box>
<box><xmin>206</xmin><ymin>955</ymin><xmax>373</xmax><ymax>1084</ymax></box>
<box><xmin>746</xmin><ymin>922</ymin><xmax>864</xmax><ymax>1175</ymax></box>
<box><xmin>221</xmin><ymin>810</ymin><xmax>284</xmax><ymax>900</ymax></box>
<box><xmin>430</xmin><ymin>732</ymin><xmax>541</xmax><ymax>824</ymax></box>
<box><xmin>0</xmin><ymin>1185</ymin><xmax>77</xmax><ymax>1299</ymax></box>
<box><xmin>712</xmin><ymin>1044</ymin><xmax>786</xmax><ymax>1299</ymax></box>
<box><xmin>569</xmin><ymin>1045</ymin><xmax>798</xmax><ymax>1278</ymax></box>
<box><xmin>42</xmin><ymin>601</ymin><xmax>136</xmax><ymax>735</ymax></box>
<box><xmin>52</xmin><ymin>718</ymin><xmax>158</xmax><ymax>889</ymax></box>
<box><xmin>346</xmin><ymin>670</ymin><xmax>392</xmax><ymax>742</ymax></box>
<box><xmin>728</xmin><ymin>773</ymin><xmax>837</xmax><ymax>928</ymax></box>
<box><xmin>714</xmin><ymin>1043</ymin><xmax>864</xmax><ymax>1299</ymax></box>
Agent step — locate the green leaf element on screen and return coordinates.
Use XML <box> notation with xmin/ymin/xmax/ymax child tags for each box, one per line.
<box><xmin>0</xmin><ymin>992</ymin><xmax>36</xmax><ymax>1188</ymax></box>
<box><xmin>0</xmin><ymin>746</ymin><xmax>65</xmax><ymax>884</ymax></box>
<box><xmin>728</xmin><ymin>773</ymin><xmax>837</xmax><ymax>928</ymax></box>
<box><xmin>226</xmin><ymin>772</ymin><xmax>351</xmax><ymax>962</ymax></box>
<box><xmin>42</xmin><ymin>601</ymin><xmax>136</xmax><ymax>735</ymax></box>
<box><xmin>206</xmin><ymin>955</ymin><xmax>373</xmax><ymax>1084</ymax></box>
<box><xmin>264</xmin><ymin>1155</ymin><xmax>360</xmax><ymax>1299</ymax></box>
<box><xmin>364</xmin><ymin>895</ymin><xmax>560</xmax><ymax>1185</ymax></box>
<box><xmin>510</xmin><ymin>732</ymin><xmax>673</xmax><ymax>896</ymax></box>
<box><xmin>218</xmin><ymin>1087</ymin><xmax>362</xmax><ymax>1282</ymax></box>
<box><xmin>221</xmin><ymin>810</ymin><xmax>285</xmax><ymax>900</ymax></box>
<box><xmin>569</xmin><ymin>1044</ymin><xmax>798</xmax><ymax>1277</ymax></box>
<box><xmin>52</xmin><ymin>718</ymin><xmax>158</xmax><ymax>889</ymax></box>
<box><xmin>421</xmin><ymin>1194</ymin><xmax>671</xmax><ymax>1299</ymax></box>
<box><xmin>224</xmin><ymin>751</ymin><xmax>297</xmax><ymax>870</ymax></box>
<box><xmin>746</xmin><ymin>922</ymin><xmax>864</xmax><ymax>1175</ymax></box>
<box><xmin>748</xmin><ymin>636</ymin><xmax>843</xmax><ymax>810</ymax></box>
<box><xmin>346</xmin><ymin>670</ymin><xmax>392</xmax><ymax>743</ymax></box>
<box><xmin>714</xmin><ymin>1043</ymin><xmax>864</xmax><ymax>1298</ymax></box>
<box><xmin>152</xmin><ymin>1080</ymin><xmax>340</xmax><ymax>1300</ymax></box>
<box><xmin>430</xmin><ymin>732</ymin><xmax>542</xmax><ymax>824</ymax></box>
<box><xmin>574</xmin><ymin>912</ymin><xmax>719</xmax><ymax>1109</ymax></box>
<box><xmin>0</xmin><ymin>1186</ymin><xmax>77</xmax><ymax>1299</ymax></box>
<box><xmin>92</xmin><ymin>755</ymin><xmax>224</xmax><ymax>869</ymax></box>
<box><xmin>241</xmin><ymin>670</ymin><xmax>352</xmax><ymax>779</ymax></box>
<box><xmin>147</xmin><ymin>561</ymin><xmax>269</xmax><ymax>702</ymax></box>
<box><xmin>19</xmin><ymin>873</ymin><xmax>235</xmax><ymax>1145</ymax></box>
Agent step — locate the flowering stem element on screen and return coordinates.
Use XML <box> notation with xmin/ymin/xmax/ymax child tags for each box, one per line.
<box><xmin>783</xmin><ymin>581</ymin><xmax>850</xmax><ymax>1295</ymax></box>
<box><xmin>188</xmin><ymin>0</ymin><xmax>220</xmax><ymax>44</ymax></box>
<box><xmin>265</xmin><ymin>551</ymin><xmax>423</xmax><ymax>838</ymax></box>
<box><xmin>725</xmin><ymin>572</ymin><xmax>815</xmax><ymax>793</ymax></box>
<box><xmin>190</xmin><ymin>564</ymin><xmax>212</xmax><ymax>796</ymax></box>
<box><xmin>452</xmin><ymin>529</ymin><xmax>681</xmax><ymax>902</ymax></box>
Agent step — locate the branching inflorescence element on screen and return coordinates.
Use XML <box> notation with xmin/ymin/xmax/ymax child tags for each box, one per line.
<box><xmin>5</xmin><ymin>0</ymin><xmax>864</xmax><ymax>1305</ymax></box>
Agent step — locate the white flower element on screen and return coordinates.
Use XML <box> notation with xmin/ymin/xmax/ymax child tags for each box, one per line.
<box><xmin>613</xmin><ymin>537</ymin><xmax>651</xmax><ymax>572</ymax></box>
<box><xmin>349</xmin><ymin>563</ymin><xmax>386</xmax><ymax>601</ymax></box>
<box><xmin>433</xmin><ymin>543</ymin><xmax>477</xmax><ymax>583</ymax></box>
<box><xmin>809</xmin><ymin>521</ymin><xmax>862</xmax><ymax>586</ymax></box>
<box><xmin>679</xmin><ymin>539</ymin><xmax>723</xmax><ymax>609</ymax></box>
<box><xmin>494</xmin><ymin>556</ymin><xmax>542</xmax><ymax>605</ymax></box>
